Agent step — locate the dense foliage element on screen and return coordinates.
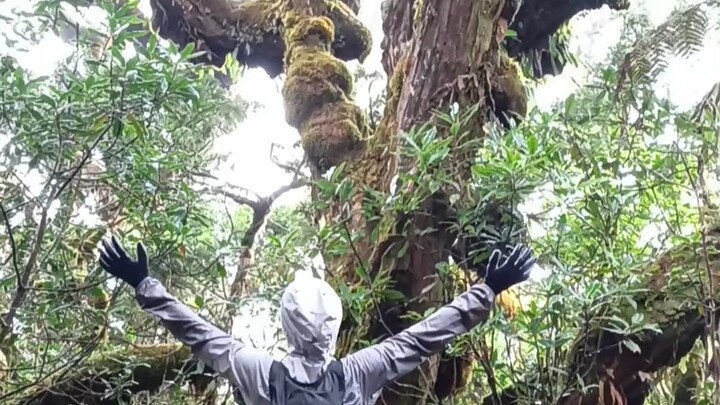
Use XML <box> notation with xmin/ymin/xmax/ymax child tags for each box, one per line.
<box><xmin>0</xmin><ymin>0</ymin><xmax>719</xmax><ymax>404</ymax></box>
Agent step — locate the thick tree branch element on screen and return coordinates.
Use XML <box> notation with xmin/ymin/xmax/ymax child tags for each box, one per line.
<box><xmin>148</xmin><ymin>0</ymin><xmax>371</xmax><ymax>78</ymax></box>
<box><xmin>19</xmin><ymin>344</ymin><xmax>197</xmax><ymax>405</ymax></box>
<box><xmin>502</xmin><ymin>0</ymin><xmax>630</xmax><ymax>78</ymax></box>
<box><xmin>483</xmin><ymin>260</ymin><xmax>717</xmax><ymax>404</ymax></box>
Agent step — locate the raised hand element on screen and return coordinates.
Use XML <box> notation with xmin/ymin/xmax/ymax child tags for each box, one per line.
<box><xmin>483</xmin><ymin>245</ymin><xmax>536</xmax><ymax>295</ymax></box>
<box><xmin>98</xmin><ymin>235</ymin><xmax>149</xmax><ymax>288</ymax></box>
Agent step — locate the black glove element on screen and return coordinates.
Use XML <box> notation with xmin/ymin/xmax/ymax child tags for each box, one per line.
<box><xmin>98</xmin><ymin>235</ymin><xmax>149</xmax><ymax>288</ymax></box>
<box><xmin>483</xmin><ymin>245</ymin><xmax>536</xmax><ymax>295</ymax></box>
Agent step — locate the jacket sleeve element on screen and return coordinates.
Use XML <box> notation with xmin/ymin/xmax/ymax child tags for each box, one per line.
<box><xmin>135</xmin><ymin>277</ymin><xmax>273</xmax><ymax>403</ymax></box>
<box><xmin>341</xmin><ymin>283</ymin><xmax>495</xmax><ymax>401</ymax></box>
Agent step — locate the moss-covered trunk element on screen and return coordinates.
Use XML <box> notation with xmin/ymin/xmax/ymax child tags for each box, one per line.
<box><xmin>351</xmin><ymin>1</ymin><xmax>503</xmax><ymax>403</ymax></box>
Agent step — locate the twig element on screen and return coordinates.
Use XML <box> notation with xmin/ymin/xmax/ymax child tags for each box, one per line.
<box><xmin>0</xmin><ymin>113</ymin><xmax>119</xmax><ymax>343</ymax></box>
<box><xmin>0</xmin><ymin>203</ymin><xmax>21</xmax><ymax>288</ymax></box>
<box><xmin>270</xmin><ymin>142</ymin><xmax>305</xmax><ymax>174</ymax></box>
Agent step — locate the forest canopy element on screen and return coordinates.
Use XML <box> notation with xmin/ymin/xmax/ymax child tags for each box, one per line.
<box><xmin>1</xmin><ymin>0</ymin><xmax>720</xmax><ymax>404</ymax></box>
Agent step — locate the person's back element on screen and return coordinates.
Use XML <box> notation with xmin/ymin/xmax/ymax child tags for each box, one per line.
<box><xmin>97</xmin><ymin>236</ymin><xmax>536</xmax><ymax>404</ymax></box>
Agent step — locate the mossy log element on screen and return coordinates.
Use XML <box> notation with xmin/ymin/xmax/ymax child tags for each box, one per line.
<box><xmin>20</xmin><ymin>344</ymin><xmax>203</xmax><ymax>405</ymax></box>
<box><xmin>148</xmin><ymin>0</ymin><xmax>371</xmax><ymax>78</ymax></box>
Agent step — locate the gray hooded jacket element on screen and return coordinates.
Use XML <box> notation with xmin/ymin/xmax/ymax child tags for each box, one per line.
<box><xmin>135</xmin><ymin>271</ymin><xmax>495</xmax><ymax>404</ymax></box>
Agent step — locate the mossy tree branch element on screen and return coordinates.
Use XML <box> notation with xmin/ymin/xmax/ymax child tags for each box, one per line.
<box><xmin>20</xmin><ymin>344</ymin><xmax>202</xmax><ymax>405</ymax></box>
<box><xmin>482</xmin><ymin>234</ymin><xmax>720</xmax><ymax>404</ymax></box>
<box><xmin>148</xmin><ymin>0</ymin><xmax>371</xmax><ymax>78</ymax></box>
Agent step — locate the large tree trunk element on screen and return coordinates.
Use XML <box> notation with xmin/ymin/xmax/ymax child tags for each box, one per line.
<box><xmin>351</xmin><ymin>1</ymin><xmax>504</xmax><ymax>402</ymax></box>
<box><xmin>325</xmin><ymin>0</ymin><xmax>630</xmax><ymax>403</ymax></box>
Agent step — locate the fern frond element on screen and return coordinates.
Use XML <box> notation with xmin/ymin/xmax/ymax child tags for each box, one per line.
<box><xmin>621</xmin><ymin>0</ymin><xmax>718</xmax><ymax>86</ymax></box>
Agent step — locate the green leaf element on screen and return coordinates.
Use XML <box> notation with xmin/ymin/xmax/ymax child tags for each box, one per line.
<box><xmin>623</xmin><ymin>339</ymin><xmax>641</xmax><ymax>354</ymax></box>
<box><xmin>180</xmin><ymin>43</ymin><xmax>196</xmax><ymax>60</ymax></box>
<box><xmin>384</xmin><ymin>289</ymin><xmax>405</xmax><ymax>301</ymax></box>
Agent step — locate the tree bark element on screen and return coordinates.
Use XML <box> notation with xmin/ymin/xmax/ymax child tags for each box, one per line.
<box><xmin>331</xmin><ymin>0</ymin><xmax>629</xmax><ymax>402</ymax></box>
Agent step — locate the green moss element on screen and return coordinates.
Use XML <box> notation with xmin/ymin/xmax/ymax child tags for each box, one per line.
<box><xmin>278</xmin><ymin>1</ymin><xmax>369</xmax><ymax>174</ymax></box>
<box><xmin>301</xmin><ymin>101</ymin><xmax>364</xmax><ymax>172</ymax></box>
<box><xmin>490</xmin><ymin>52</ymin><xmax>528</xmax><ymax>121</ymax></box>
<box><xmin>286</xmin><ymin>52</ymin><xmax>353</xmax><ymax>95</ymax></box>
<box><xmin>87</xmin><ymin>343</ymin><xmax>188</xmax><ymax>368</ymax></box>
<box><xmin>283</xmin><ymin>73</ymin><xmax>346</xmax><ymax>128</ymax></box>
<box><xmin>301</xmin><ymin>100</ymin><xmax>366</xmax><ymax>134</ymax></box>
<box><xmin>286</xmin><ymin>16</ymin><xmax>335</xmax><ymax>45</ymax></box>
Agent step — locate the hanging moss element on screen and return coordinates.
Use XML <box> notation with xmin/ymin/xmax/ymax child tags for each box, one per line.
<box><xmin>286</xmin><ymin>52</ymin><xmax>353</xmax><ymax>94</ymax></box>
<box><xmin>301</xmin><ymin>102</ymin><xmax>364</xmax><ymax>172</ymax></box>
<box><xmin>286</xmin><ymin>15</ymin><xmax>336</xmax><ymax>47</ymax></box>
<box><xmin>283</xmin><ymin>75</ymin><xmax>346</xmax><ymax>128</ymax></box>
<box><xmin>489</xmin><ymin>52</ymin><xmax>528</xmax><ymax>126</ymax></box>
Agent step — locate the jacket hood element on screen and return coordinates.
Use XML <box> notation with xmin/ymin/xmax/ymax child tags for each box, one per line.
<box><xmin>280</xmin><ymin>271</ymin><xmax>342</xmax><ymax>380</ymax></box>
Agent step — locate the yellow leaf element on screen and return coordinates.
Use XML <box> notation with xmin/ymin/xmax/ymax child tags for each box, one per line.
<box><xmin>496</xmin><ymin>288</ymin><xmax>521</xmax><ymax>319</ymax></box>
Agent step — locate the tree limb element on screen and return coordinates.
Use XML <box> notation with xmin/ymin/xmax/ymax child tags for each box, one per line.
<box><xmin>148</xmin><ymin>0</ymin><xmax>371</xmax><ymax>78</ymax></box>
<box><xmin>502</xmin><ymin>0</ymin><xmax>630</xmax><ymax>78</ymax></box>
<box><xmin>18</xmin><ymin>344</ymin><xmax>196</xmax><ymax>405</ymax></box>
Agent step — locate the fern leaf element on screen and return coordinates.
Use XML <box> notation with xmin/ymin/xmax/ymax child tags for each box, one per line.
<box><xmin>620</xmin><ymin>1</ymin><xmax>718</xmax><ymax>86</ymax></box>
